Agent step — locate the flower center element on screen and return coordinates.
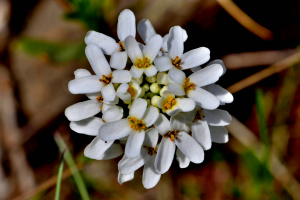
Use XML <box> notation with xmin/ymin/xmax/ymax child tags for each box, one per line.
<box><xmin>164</xmin><ymin>130</ymin><xmax>178</xmax><ymax>142</ymax></box>
<box><xmin>144</xmin><ymin>146</ymin><xmax>157</xmax><ymax>156</ymax></box>
<box><xmin>135</xmin><ymin>57</ymin><xmax>151</xmax><ymax>69</ymax></box>
<box><xmin>119</xmin><ymin>41</ymin><xmax>125</xmax><ymax>51</ymax></box>
<box><xmin>183</xmin><ymin>78</ymin><xmax>195</xmax><ymax>93</ymax></box>
<box><xmin>128</xmin><ymin>117</ymin><xmax>146</xmax><ymax>131</ymax></box>
<box><xmin>99</xmin><ymin>74</ymin><xmax>112</xmax><ymax>85</ymax></box>
<box><xmin>96</xmin><ymin>96</ymin><xmax>103</xmax><ymax>102</ymax></box>
<box><xmin>164</xmin><ymin>98</ymin><xmax>176</xmax><ymax>110</ymax></box>
<box><xmin>195</xmin><ymin>110</ymin><xmax>205</xmax><ymax>120</ymax></box>
<box><xmin>127</xmin><ymin>86</ymin><xmax>134</xmax><ymax>96</ymax></box>
<box><xmin>172</xmin><ymin>56</ymin><xmax>182</xmax><ymax>69</ymax></box>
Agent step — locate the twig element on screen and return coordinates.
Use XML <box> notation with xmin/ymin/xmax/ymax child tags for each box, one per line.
<box><xmin>216</xmin><ymin>0</ymin><xmax>273</xmax><ymax>40</ymax></box>
<box><xmin>0</xmin><ymin>66</ymin><xmax>36</xmax><ymax>194</ymax></box>
<box><xmin>226</xmin><ymin>51</ymin><xmax>300</xmax><ymax>94</ymax></box>
<box><xmin>227</xmin><ymin>117</ymin><xmax>300</xmax><ymax>200</ymax></box>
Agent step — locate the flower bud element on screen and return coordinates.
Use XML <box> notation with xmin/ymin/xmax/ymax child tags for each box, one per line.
<box><xmin>146</xmin><ymin>75</ymin><xmax>157</xmax><ymax>83</ymax></box>
<box><xmin>151</xmin><ymin>96</ymin><xmax>160</xmax><ymax>107</ymax></box>
<box><xmin>160</xmin><ymin>85</ymin><xmax>168</xmax><ymax>96</ymax></box>
<box><xmin>157</xmin><ymin>72</ymin><xmax>169</xmax><ymax>85</ymax></box>
<box><xmin>142</xmin><ymin>83</ymin><xmax>150</xmax><ymax>92</ymax></box>
<box><xmin>146</xmin><ymin>99</ymin><xmax>151</xmax><ymax>105</ymax></box>
<box><xmin>133</xmin><ymin>76</ymin><xmax>143</xmax><ymax>85</ymax></box>
<box><xmin>150</xmin><ymin>83</ymin><xmax>161</xmax><ymax>94</ymax></box>
<box><xmin>139</xmin><ymin>88</ymin><xmax>145</xmax><ymax>98</ymax></box>
<box><xmin>146</xmin><ymin>92</ymin><xmax>155</xmax><ymax>99</ymax></box>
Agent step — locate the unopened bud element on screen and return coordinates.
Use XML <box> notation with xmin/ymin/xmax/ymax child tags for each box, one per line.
<box><xmin>146</xmin><ymin>92</ymin><xmax>155</xmax><ymax>99</ymax></box>
<box><xmin>142</xmin><ymin>83</ymin><xmax>150</xmax><ymax>92</ymax></box>
<box><xmin>151</xmin><ymin>96</ymin><xmax>160</xmax><ymax>107</ymax></box>
<box><xmin>146</xmin><ymin>75</ymin><xmax>157</xmax><ymax>83</ymax></box>
<box><xmin>160</xmin><ymin>86</ymin><xmax>168</xmax><ymax>96</ymax></box>
<box><xmin>139</xmin><ymin>88</ymin><xmax>145</xmax><ymax>98</ymax></box>
<box><xmin>150</xmin><ymin>83</ymin><xmax>161</xmax><ymax>94</ymax></box>
<box><xmin>133</xmin><ymin>76</ymin><xmax>143</xmax><ymax>85</ymax></box>
<box><xmin>157</xmin><ymin>72</ymin><xmax>169</xmax><ymax>85</ymax></box>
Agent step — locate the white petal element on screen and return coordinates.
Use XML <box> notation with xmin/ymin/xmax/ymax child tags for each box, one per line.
<box><xmin>154</xmin><ymin>114</ymin><xmax>170</xmax><ymax>135</ymax></box>
<box><xmin>161</xmin><ymin>34</ymin><xmax>169</xmax><ymax>52</ymax></box>
<box><xmin>97</xmin><ymin>143</ymin><xmax>123</xmax><ymax>160</ymax></box>
<box><xmin>142</xmin><ymin>106</ymin><xmax>159</xmax><ymax>127</ymax></box>
<box><xmin>137</xmin><ymin>19</ymin><xmax>156</xmax><ymax>44</ymax></box>
<box><xmin>168</xmin><ymin>68</ymin><xmax>186</xmax><ymax>84</ymax></box>
<box><xmin>180</xmin><ymin>110</ymin><xmax>197</xmax><ymax>124</ymax></box>
<box><xmin>155</xmin><ymin>137</ymin><xmax>176</xmax><ymax>174</ymax></box>
<box><xmin>130</xmin><ymin>65</ymin><xmax>144</xmax><ymax>78</ymax></box>
<box><xmin>157</xmin><ymin>72</ymin><xmax>169</xmax><ymax>85</ymax></box>
<box><xmin>70</xmin><ymin>117</ymin><xmax>104</xmax><ymax>136</ymax></box>
<box><xmin>84</xmin><ymin>136</ymin><xmax>114</xmax><ymax>159</ymax></box>
<box><xmin>175</xmin><ymin>131</ymin><xmax>204</xmax><ymax>163</ymax></box>
<box><xmin>116</xmin><ymin>83</ymin><xmax>131</xmax><ymax>102</ymax></box>
<box><xmin>98</xmin><ymin>119</ymin><xmax>132</xmax><ymax>141</ymax></box>
<box><xmin>143</xmin><ymin>128</ymin><xmax>159</xmax><ymax>148</ymax></box>
<box><xmin>138</xmin><ymin>42</ymin><xmax>145</xmax><ymax>51</ymax></box>
<box><xmin>102</xmin><ymin>83</ymin><xmax>116</xmax><ymax>102</ymax></box>
<box><xmin>129</xmin><ymin>98</ymin><xmax>147</xmax><ymax>119</ymax></box>
<box><xmin>170</xmin><ymin>114</ymin><xmax>186</xmax><ymax>132</ymax></box>
<box><xmin>154</xmin><ymin>56</ymin><xmax>173</xmax><ymax>72</ymax></box>
<box><xmin>187</xmin><ymin>87</ymin><xmax>220</xmax><ymax>110</ymax></box>
<box><xmin>144</xmin><ymin>65</ymin><xmax>158</xmax><ymax>77</ymax></box>
<box><xmin>68</xmin><ymin>75</ymin><xmax>104</xmax><ymax>94</ymax></box>
<box><xmin>117</xmin><ymin>9</ymin><xmax>136</xmax><ymax>41</ymax></box>
<box><xmin>180</xmin><ymin>47</ymin><xmax>210</xmax><ymax>70</ymax></box>
<box><xmin>84</xmin><ymin>31</ymin><xmax>119</xmax><ymax>55</ymax></box>
<box><xmin>110</xmin><ymin>51</ymin><xmax>127</xmax><ymax>70</ymax></box>
<box><xmin>118</xmin><ymin>172</ymin><xmax>134</xmax><ymax>185</ymax></box>
<box><xmin>208</xmin><ymin>59</ymin><xmax>226</xmax><ymax>76</ymax></box>
<box><xmin>102</xmin><ymin>104</ymin><xmax>117</xmax><ymax>113</ymax></box>
<box><xmin>202</xmin><ymin>109</ymin><xmax>232</xmax><ymax>126</ymax></box>
<box><xmin>183</xmin><ymin>123</ymin><xmax>191</xmax><ymax>133</ymax></box>
<box><xmin>85</xmin><ymin>45</ymin><xmax>112</xmax><ymax>76</ymax></box>
<box><xmin>205</xmin><ymin>84</ymin><xmax>233</xmax><ymax>104</ymax></box>
<box><xmin>86</xmin><ymin>92</ymin><xmax>101</xmax><ymax>100</ymax></box>
<box><xmin>125</xmin><ymin>130</ymin><xmax>145</xmax><ymax>158</ymax></box>
<box><xmin>118</xmin><ymin>148</ymin><xmax>150</xmax><ymax>174</ymax></box>
<box><xmin>112</xmin><ymin>70</ymin><xmax>132</xmax><ymax>83</ymax></box>
<box><xmin>104</xmin><ymin>95</ymin><xmax>119</xmax><ymax>105</ymax></box>
<box><xmin>176</xmin><ymin>98</ymin><xmax>195</xmax><ymax>112</ymax></box>
<box><xmin>166</xmin><ymin>107</ymin><xmax>180</xmax><ymax>116</ymax></box>
<box><xmin>209</xmin><ymin>126</ymin><xmax>229</xmax><ymax>143</ymax></box>
<box><xmin>65</xmin><ymin>100</ymin><xmax>101</xmax><ymax>121</ymax></box>
<box><xmin>74</xmin><ymin>69</ymin><xmax>91</xmax><ymax>78</ymax></box>
<box><xmin>124</xmin><ymin>36</ymin><xmax>143</xmax><ymax>65</ymax></box>
<box><xmin>191</xmin><ymin>66</ymin><xmax>201</xmax><ymax>72</ymax></box>
<box><xmin>102</xmin><ymin>106</ymin><xmax>123</xmax><ymax>123</ymax></box>
<box><xmin>176</xmin><ymin>148</ymin><xmax>190</xmax><ymax>168</ymax></box>
<box><xmin>168</xmin><ymin>26</ymin><xmax>184</xmax><ymax>60</ymax></box>
<box><xmin>168</xmin><ymin>83</ymin><xmax>185</xmax><ymax>96</ymax></box>
<box><xmin>191</xmin><ymin>119</ymin><xmax>211</xmax><ymax>150</ymax></box>
<box><xmin>182</xmin><ymin>28</ymin><xmax>188</xmax><ymax>42</ymax></box>
<box><xmin>143</xmin><ymin>155</ymin><xmax>161</xmax><ymax>189</ymax></box>
<box><xmin>143</xmin><ymin>34</ymin><xmax>163</xmax><ymax>62</ymax></box>
<box><xmin>188</xmin><ymin>64</ymin><xmax>223</xmax><ymax>87</ymax></box>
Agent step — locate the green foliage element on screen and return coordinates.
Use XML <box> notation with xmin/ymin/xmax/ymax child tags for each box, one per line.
<box><xmin>16</xmin><ymin>38</ymin><xmax>85</xmax><ymax>63</ymax></box>
<box><xmin>55</xmin><ymin>151</ymin><xmax>65</xmax><ymax>200</ymax></box>
<box><xmin>64</xmin><ymin>0</ymin><xmax>105</xmax><ymax>30</ymax></box>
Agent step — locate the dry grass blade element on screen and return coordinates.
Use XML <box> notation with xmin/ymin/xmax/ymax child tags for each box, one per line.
<box><xmin>227</xmin><ymin>117</ymin><xmax>300</xmax><ymax>200</ymax></box>
<box><xmin>227</xmin><ymin>51</ymin><xmax>300</xmax><ymax>94</ymax></box>
<box><xmin>216</xmin><ymin>0</ymin><xmax>273</xmax><ymax>40</ymax></box>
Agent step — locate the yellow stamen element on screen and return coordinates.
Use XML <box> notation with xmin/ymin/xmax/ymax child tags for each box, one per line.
<box><xmin>172</xmin><ymin>56</ymin><xmax>182</xmax><ymax>69</ymax></box>
<box><xmin>99</xmin><ymin>74</ymin><xmax>112</xmax><ymax>85</ymax></box>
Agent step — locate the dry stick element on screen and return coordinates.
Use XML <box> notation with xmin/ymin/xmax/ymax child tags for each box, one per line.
<box><xmin>0</xmin><ymin>66</ymin><xmax>36</xmax><ymax>194</ymax></box>
<box><xmin>227</xmin><ymin>117</ymin><xmax>300</xmax><ymax>200</ymax></box>
<box><xmin>12</xmin><ymin>163</ymin><xmax>84</xmax><ymax>200</ymax></box>
<box><xmin>226</xmin><ymin>51</ymin><xmax>300</xmax><ymax>94</ymax></box>
<box><xmin>216</xmin><ymin>0</ymin><xmax>273</xmax><ymax>41</ymax></box>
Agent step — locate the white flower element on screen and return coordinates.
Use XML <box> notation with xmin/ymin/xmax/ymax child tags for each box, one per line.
<box><xmin>98</xmin><ymin>98</ymin><xmax>159</xmax><ymax>158</ymax></box>
<box><xmin>85</xmin><ymin>9</ymin><xmax>135</xmax><ymax>70</ymax></box>
<box><xmin>154</xmin><ymin>26</ymin><xmax>210</xmax><ymax>72</ymax></box>
<box><xmin>68</xmin><ymin>45</ymin><xmax>132</xmax><ymax>102</ymax></box>
<box><xmin>117</xmin><ymin>80</ymin><xmax>142</xmax><ymax>103</ymax></box>
<box><xmin>158</xmin><ymin>90</ymin><xmax>195</xmax><ymax>116</ymax></box>
<box><xmin>118</xmin><ymin>172</ymin><xmax>134</xmax><ymax>185</ymax></box>
<box><xmin>65</xmin><ymin>69</ymin><xmax>120</xmax><ymax>121</ymax></box>
<box><xmin>118</xmin><ymin>128</ymin><xmax>161</xmax><ymax>189</ymax></box>
<box><xmin>137</xmin><ymin>19</ymin><xmax>188</xmax><ymax>55</ymax></box>
<box><xmin>124</xmin><ymin>35</ymin><xmax>163</xmax><ymax>78</ymax></box>
<box><xmin>167</xmin><ymin>63</ymin><xmax>224</xmax><ymax>110</ymax></box>
<box><xmin>154</xmin><ymin>114</ymin><xmax>204</xmax><ymax>174</ymax></box>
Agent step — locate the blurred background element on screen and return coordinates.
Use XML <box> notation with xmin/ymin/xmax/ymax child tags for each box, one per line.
<box><xmin>0</xmin><ymin>0</ymin><xmax>300</xmax><ymax>199</ymax></box>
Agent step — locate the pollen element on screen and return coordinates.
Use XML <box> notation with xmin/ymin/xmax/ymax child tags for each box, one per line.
<box><xmin>128</xmin><ymin>117</ymin><xmax>146</xmax><ymax>131</ymax></box>
<box><xmin>127</xmin><ymin>86</ymin><xmax>134</xmax><ymax>96</ymax></box>
<box><xmin>164</xmin><ymin>130</ymin><xmax>178</xmax><ymax>142</ymax></box>
<box><xmin>183</xmin><ymin>78</ymin><xmax>195</xmax><ymax>94</ymax></box>
<box><xmin>164</xmin><ymin>97</ymin><xmax>176</xmax><ymax>110</ymax></box>
<box><xmin>144</xmin><ymin>146</ymin><xmax>157</xmax><ymax>156</ymax></box>
<box><xmin>195</xmin><ymin>110</ymin><xmax>205</xmax><ymax>120</ymax></box>
<box><xmin>96</xmin><ymin>96</ymin><xmax>103</xmax><ymax>103</ymax></box>
<box><xmin>135</xmin><ymin>57</ymin><xmax>151</xmax><ymax>69</ymax></box>
<box><xmin>172</xmin><ymin>56</ymin><xmax>182</xmax><ymax>69</ymax></box>
<box><xmin>119</xmin><ymin>41</ymin><xmax>125</xmax><ymax>51</ymax></box>
<box><xmin>99</xmin><ymin>74</ymin><xmax>112</xmax><ymax>85</ymax></box>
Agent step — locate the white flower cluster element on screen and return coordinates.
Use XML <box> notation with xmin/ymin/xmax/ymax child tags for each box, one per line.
<box><xmin>65</xmin><ymin>9</ymin><xmax>233</xmax><ymax>189</ymax></box>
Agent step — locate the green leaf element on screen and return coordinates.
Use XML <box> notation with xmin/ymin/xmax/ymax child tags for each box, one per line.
<box><xmin>16</xmin><ymin>37</ymin><xmax>85</xmax><ymax>63</ymax></box>
<box><xmin>54</xmin><ymin>133</ymin><xmax>90</xmax><ymax>200</ymax></box>
<box><xmin>55</xmin><ymin>150</ymin><xmax>65</xmax><ymax>200</ymax></box>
